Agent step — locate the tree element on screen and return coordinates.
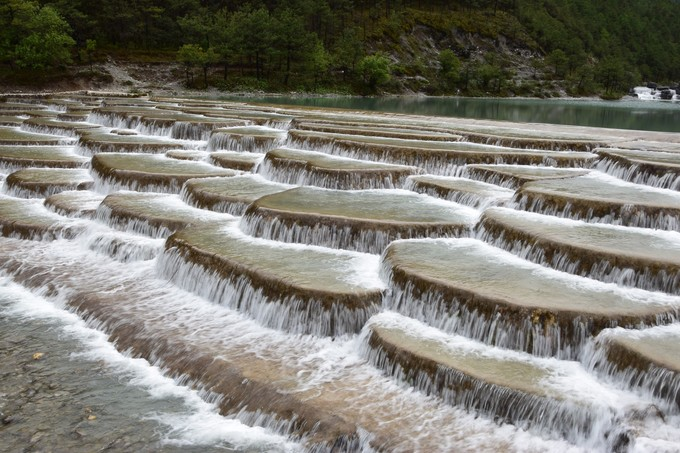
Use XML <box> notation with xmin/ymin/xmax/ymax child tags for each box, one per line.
<box><xmin>232</xmin><ymin>6</ymin><xmax>274</xmax><ymax>80</ymax></box>
<box><xmin>595</xmin><ymin>56</ymin><xmax>625</xmax><ymax>95</ymax></box>
<box><xmin>547</xmin><ymin>49</ymin><xmax>568</xmax><ymax>78</ymax></box>
<box><xmin>307</xmin><ymin>40</ymin><xmax>331</xmax><ymax>88</ymax></box>
<box><xmin>13</xmin><ymin>5</ymin><xmax>75</xmax><ymax>70</ymax></box>
<box><xmin>79</xmin><ymin>39</ymin><xmax>97</xmax><ymax>71</ymax></box>
<box><xmin>358</xmin><ymin>53</ymin><xmax>391</xmax><ymax>93</ymax></box>
<box><xmin>273</xmin><ymin>8</ymin><xmax>310</xmax><ymax>86</ymax></box>
<box><xmin>177</xmin><ymin>43</ymin><xmax>201</xmax><ymax>85</ymax></box>
<box><xmin>438</xmin><ymin>49</ymin><xmax>461</xmax><ymax>90</ymax></box>
<box><xmin>177</xmin><ymin>44</ymin><xmax>218</xmax><ymax>87</ymax></box>
<box><xmin>332</xmin><ymin>27</ymin><xmax>364</xmax><ymax>79</ymax></box>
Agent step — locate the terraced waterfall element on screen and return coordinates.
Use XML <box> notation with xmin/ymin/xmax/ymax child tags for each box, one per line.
<box><xmin>2</xmin><ymin>94</ymin><xmax>680</xmax><ymax>452</ymax></box>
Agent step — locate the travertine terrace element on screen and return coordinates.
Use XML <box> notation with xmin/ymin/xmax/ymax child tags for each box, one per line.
<box><xmin>1</xmin><ymin>93</ymin><xmax>680</xmax><ymax>452</ymax></box>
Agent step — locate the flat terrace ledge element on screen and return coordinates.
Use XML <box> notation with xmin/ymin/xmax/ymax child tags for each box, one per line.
<box><xmin>161</xmin><ymin>222</ymin><xmax>384</xmax><ymax>336</ymax></box>
<box><xmin>242</xmin><ymin>186</ymin><xmax>478</xmax><ymax>254</ymax></box>
<box><xmin>206</xmin><ymin>126</ymin><xmax>287</xmax><ymax>152</ymax></box>
<box><xmin>456</xmin><ymin>130</ymin><xmax>606</xmax><ymax>151</ymax></box>
<box><xmin>596</xmin><ymin>148</ymin><xmax>680</xmax><ymax>191</ymax></box>
<box><xmin>406</xmin><ymin>175</ymin><xmax>514</xmax><ymax>209</ymax></box>
<box><xmin>210</xmin><ymin>151</ymin><xmax>264</xmax><ymax>172</ymax></box>
<box><xmin>5</xmin><ymin>168</ymin><xmax>93</xmax><ymax>197</ymax></box>
<box><xmin>77</xmin><ymin>130</ymin><xmax>187</xmax><ymax>154</ymax></box>
<box><xmin>478</xmin><ymin>207</ymin><xmax>680</xmax><ymax>295</ymax></box>
<box><xmin>21</xmin><ymin>117</ymin><xmax>101</xmax><ymax>135</ymax></box>
<box><xmin>595</xmin><ymin>327</ymin><xmax>680</xmax><ymax>410</ymax></box>
<box><xmin>0</xmin><ymin>146</ymin><xmax>89</xmax><ymax>169</ymax></box>
<box><xmin>515</xmin><ymin>173</ymin><xmax>680</xmax><ymax>231</ymax></box>
<box><xmin>292</xmin><ymin>121</ymin><xmax>463</xmax><ymax>142</ymax></box>
<box><xmin>97</xmin><ymin>192</ymin><xmax>235</xmax><ymax>238</ymax></box>
<box><xmin>44</xmin><ymin>190</ymin><xmax>105</xmax><ymax>218</ymax></box>
<box><xmin>381</xmin><ymin>238</ymin><xmax>680</xmax><ymax>358</ymax></box>
<box><xmin>465</xmin><ymin>164</ymin><xmax>590</xmax><ymax>189</ymax></box>
<box><xmin>91</xmin><ymin>153</ymin><xmax>240</xmax><ymax>193</ymax></box>
<box><xmin>0</xmin><ymin>127</ymin><xmax>72</xmax><ymax>146</ymax></box>
<box><xmin>363</xmin><ymin>313</ymin><xmax>626</xmax><ymax>446</ymax></box>
<box><xmin>288</xmin><ymin>130</ymin><xmax>597</xmax><ymax>172</ymax></box>
<box><xmin>260</xmin><ymin>147</ymin><xmax>421</xmax><ymax>190</ymax></box>
<box><xmin>0</xmin><ymin>196</ymin><xmax>83</xmax><ymax>239</ymax></box>
<box><xmin>181</xmin><ymin>174</ymin><xmax>292</xmax><ymax>216</ymax></box>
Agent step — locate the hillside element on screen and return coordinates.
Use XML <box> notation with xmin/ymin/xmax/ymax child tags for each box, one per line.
<box><xmin>1</xmin><ymin>0</ymin><xmax>679</xmax><ymax>97</ymax></box>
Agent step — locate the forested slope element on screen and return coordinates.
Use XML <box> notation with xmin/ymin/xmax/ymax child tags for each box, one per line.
<box><xmin>1</xmin><ymin>0</ymin><xmax>678</xmax><ymax>97</ymax></box>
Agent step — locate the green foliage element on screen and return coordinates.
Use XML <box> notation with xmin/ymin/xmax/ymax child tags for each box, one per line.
<box><xmin>177</xmin><ymin>43</ymin><xmax>217</xmax><ymax>86</ymax></box>
<box><xmin>2</xmin><ymin>0</ymin><xmax>680</xmax><ymax>94</ymax></box>
<box><xmin>357</xmin><ymin>53</ymin><xmax>392</xmax><ymax>93</ymax></box>
<box><xmin>438</xmin><ymin>49</ymin><xmax>461</xmax><ymax>91</ymax></box>
<box><xmin>79</xmin><ymin>39</ymin><xmax>97</xmax><ymax>70</ymax></box>
<box><xmin>16</xmin><ymin>10</ymin><xmax>75</xmax><ymax>70</ymax></box>
<box><xmin>547</xmin><ymin>49</ymin><xmax>568</xmax><ymax>78</ymax></box>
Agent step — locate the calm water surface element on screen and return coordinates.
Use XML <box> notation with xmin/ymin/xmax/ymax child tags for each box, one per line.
<box><xmin>228</xmin><ymin>96</ymin><xmax>680</xmax><ymax>133</ymax></box>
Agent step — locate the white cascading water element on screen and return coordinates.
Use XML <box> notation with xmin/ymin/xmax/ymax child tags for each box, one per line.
<box><xmin>1</xmin><ymin>96</ymin><xmax>680</xmax><ymax>452</ymax></box>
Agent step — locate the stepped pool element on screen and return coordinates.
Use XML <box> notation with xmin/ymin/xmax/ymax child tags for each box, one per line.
<box><xmin>1</xmin><ymin>93</ymin><xmax>680</xmax><ymax>452</ymax></box>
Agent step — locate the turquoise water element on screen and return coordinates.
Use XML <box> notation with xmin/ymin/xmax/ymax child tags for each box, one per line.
<box><xmin>228</xmin><ymin>96</ymin><xmax>680</xmax><ymax>133</ymax></box>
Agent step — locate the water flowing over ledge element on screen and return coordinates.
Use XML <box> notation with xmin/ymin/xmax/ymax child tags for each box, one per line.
<box><xmin>2</xmin><ymin>93</ymin><xmax>680</xmax><ymax>452</ymax></box>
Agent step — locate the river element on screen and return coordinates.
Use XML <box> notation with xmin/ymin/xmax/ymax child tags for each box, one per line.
<box><xmin>225</xmin><ymin>95</ymin><xmax>680</xmax><ymax>133</ymax></box>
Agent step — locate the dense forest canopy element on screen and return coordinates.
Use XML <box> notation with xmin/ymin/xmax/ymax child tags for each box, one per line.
<box><xmin>1</xmin><ymin>0</ymin><xmax>679</xmax><ymax>96</ymax></box>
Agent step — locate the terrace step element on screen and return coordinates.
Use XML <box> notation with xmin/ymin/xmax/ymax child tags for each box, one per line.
<box><xmin>381</xmin><ymin>238</ymin><xmax>680</xmax><ymax>358</ymax></box>
<box><xmin>242</xmin><ymin>186</ymin><xmax>478</xmax><ymax>253</ymax></box>
<box><xmin>478</xmin><ymin>207</ymin><xmax>680</xmax><ymax>294</ymax></box>
<box><xmin>259</xmin><ymin>147</ymin><xmax>420</xmax><ymax>190</ymax></box>
<box><xmin>181</xmin><ymin>174</ymin><xmax>292</xmax><ymax>215</ymax></box>
<box><xmin>515</xmin><ymin>172</ymin><xmax>680</xmax><ymax>231</ymax></box>
<box><xmin>159</xmin><ymin>222</ymin><xmax>384</xmax><ymax>336</ymax></box>
<box><xmin>91</xmin><ymin>153</ymin><xmax>239</xmax><ymax>193</ymax></box>
<box><xmin>4</xmin><ymin>168</ymin><xmax>93</xmax><ymax>197</ymax></box>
